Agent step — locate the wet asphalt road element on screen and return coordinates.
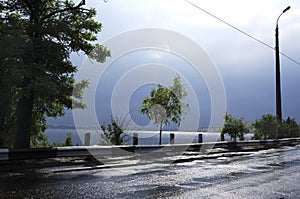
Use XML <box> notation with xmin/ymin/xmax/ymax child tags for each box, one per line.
<box><xmin>0</xmin><ymin>145</ymin><xmax>299</xmax><ymax>199</ymax></box>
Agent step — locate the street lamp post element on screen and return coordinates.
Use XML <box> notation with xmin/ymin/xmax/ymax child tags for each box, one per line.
<box><xmin>275</xmin><ymin>6</ymin><xmax>290</xmax><ymax>139</ymax></box>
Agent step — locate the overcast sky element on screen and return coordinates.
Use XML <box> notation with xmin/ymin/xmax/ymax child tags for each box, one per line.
<box><xmin>53</xmin><ymin>0</ymin><xmax>300</xmax><ymax>129</ymax></box>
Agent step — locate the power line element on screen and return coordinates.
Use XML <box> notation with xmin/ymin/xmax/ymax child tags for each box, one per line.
<box><xmin>185</xmin><ymin>0</ymin><xmax>300</xmax><ymax>67</ymax></box>
<box><xmin>280</xmin><ymin>52</ymin><xmax>300</xmax><ymax>66</ymax></box>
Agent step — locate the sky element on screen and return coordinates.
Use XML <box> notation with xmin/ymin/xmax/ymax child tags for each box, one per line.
<box><xmin>49</xmin><ymin>0</ymin><xmax>300</xmax><ymax>130</ymax></box>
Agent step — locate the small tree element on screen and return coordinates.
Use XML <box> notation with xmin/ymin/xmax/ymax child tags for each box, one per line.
<box><xmin>64</xmin><ymin>132</ymin><xmax>73</xmax><ymax>146</ymax></box>
<box><xmin>221</xmin><ymin>113</ymin><xmax>249</xmax><ymax>142</ymax></box>
<box><xmin>252</xmin><ymin>114</ymin><xmax>277</xmax><ymax>140</ymax></box>
<box><xmin>140</xmin><ymin>75</ymin><xmax>188</xmax><ymax>145</ymax></box>
<box><xmin>100</xmin><ymin>116</ymin><xmax>129</xmax><ymax>145</ymax></box>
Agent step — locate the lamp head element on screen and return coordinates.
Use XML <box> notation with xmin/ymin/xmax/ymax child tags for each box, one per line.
<box><xmin>283</xmin><ymin>6</ymin><xmax>291</xmax><ymax>13</ymax></box>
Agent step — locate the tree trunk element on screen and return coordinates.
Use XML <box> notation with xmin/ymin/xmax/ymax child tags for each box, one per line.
<box><xmin>15</xmin><ymin>92</ymin><xmax>34</xmax><ymax>148</ymax></box>
<box><xmin>159</xmin><ymin>122</ymin><xmax>163</xmax><ymax>145</ymax></box>
<box><xmin>221</xmin><ymin>133</ymin><xmax>225</xmax><ymax>141</ymax></box>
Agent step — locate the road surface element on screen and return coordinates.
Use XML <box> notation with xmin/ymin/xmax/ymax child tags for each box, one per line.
<box><xmin>0</xmin><ymin>145</ymin><xmax>299</xmax><ymax>198</ymax></box>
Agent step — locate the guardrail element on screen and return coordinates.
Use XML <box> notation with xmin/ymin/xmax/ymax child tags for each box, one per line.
<box><xmin>0</xmin><ymin>138</ymin><xmax>299</xmax><ymax>161</ymax></box>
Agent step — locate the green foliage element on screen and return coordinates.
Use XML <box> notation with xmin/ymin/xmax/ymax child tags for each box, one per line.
<box><xmin>64</xmin><ymin>132</ymin><xmax>73</xmax><ymax>146</ymax></box>
<box><xmin>140</xmin><ymin>75</ymin><xmax>189</xmax><ymax>144</ymax></box>
<box><xmin>30</xmin><ymin>130</ymin><xmax>49</xmax><ymax>148</ymax></box>
<box><xmin>221</xmin><ymin>113</ymin><xmax>249</xmax><ymax>141</ymax></box>
<box><xmin>252</xmin><ymin>114</ymin><xmax>277</xmax><ymax>140</ymax></box>
<box><xmin>29</xmin><ymin>131</ymin><xmax>74</xmax><ymax>148</ymax></box>
<box><xmin>50</xmin><ymin>142</ymin><xmax>66</xmax><ymax>147</ymax></box>
<box><xmin>140</xmin><ymin>85</ymin><xmax>171</xmax><ymax>127</ymax></box>
<box><xmin>89</xmin><ymin>44</ymin><xmax>111</xmax><ymax>63</ymax></box>
<box><xmin>0</xmin><ymin>0</ymin><xmax>110</xmax><ymax>148</ymax></box>
<box><xmin>282</xmin><ymin>117</ymin><xmax>300</xmax><ymax>138</ymax></box>
<box><xmin>253</xmin><ymin>115</ymin><xmax>300</xmax><ymax>140</ymax></box>
<box><xmin>72</xmin><ymin>80</ymin><xmax>90</xmax><ymax>109</ymax></box>
<box><xmin>100</xmin><ymin>116</ymin><xmax>129</xmax><ymax>145</ymax></box>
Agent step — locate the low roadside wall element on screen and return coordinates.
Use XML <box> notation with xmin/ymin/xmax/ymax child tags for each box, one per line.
<box><xmin>0</xmin><ymin>138</ymin><xmax>299</xmax><ymax>161</ymax></box>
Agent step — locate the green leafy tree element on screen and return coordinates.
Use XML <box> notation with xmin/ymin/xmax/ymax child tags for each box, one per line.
<box><xmin>221</xmin><ymin>113</ymin><xmax>249</xmax><ymax>142</ymax></box>
<box><xmin>0</xmin><ymin>0</ymin><xmax>110</xmax><ymax>148</ymax></box>
<box><xmin>100</xmin><ymin>116</ymin><xmax>129</xmax><ymax>145</ymax></box>
<box><xmin>252</xmin><ymin>114</ymin><xmax>277</xmax><ymax>140</ymax></box>
<box><xmin>140</xmin><ymin>75</ymin><xmax>189</xmax><ymax>145</ymax></box>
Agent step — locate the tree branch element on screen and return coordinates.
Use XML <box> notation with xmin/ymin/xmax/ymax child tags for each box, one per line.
<box><xmin>23</xmin><ymin>0</ymin><xmax>34</xmax><ymax>15</ymax></box>
<box><xmin>40</xmin><ymin>0</ymin><xmax>85</xmax><ymax>22</ymax></box>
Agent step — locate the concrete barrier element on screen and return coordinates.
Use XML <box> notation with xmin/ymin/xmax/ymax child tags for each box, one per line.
<box><xmin>0</xmin><ymin>138</ymin><xmax>299</xmax><ymax>161</ymax></box>
<box><xmin>0</xmin><ymin>149</ymin><xmax>9</xmax><ymax>160</ymax></box>
<box><xmin>170</xmin><ymin>133</ymin><xmax>175</xmax><ymax>144</ymax></box>
<box><xmin>133</xmin><ymin>133</ymin><xmax>138</xmax><ymax>145</ymax></box>
<box><xmin>198</xmin><ymin>134</ymin><xmax>203</xmax><ymax>143</ymax></box>
<box><xmin>8</xmin><ymin>148</ymin><xmax>58</xmax><ymax>160</ymax></box>
<box><xmin>84</xmin><ymin>133</ymin><xmax>91</xmax><ymax>146</ymax></box>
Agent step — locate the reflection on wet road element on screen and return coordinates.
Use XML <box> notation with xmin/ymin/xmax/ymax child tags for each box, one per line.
<box><xmin>0</xmin><ymin>145</ymin><xmax>299</xmax><ymax>198</ymax></box>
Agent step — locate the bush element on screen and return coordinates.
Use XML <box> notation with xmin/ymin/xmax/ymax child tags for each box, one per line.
<box><xmin>64</xmin><ymin>132</ymin><xmax>73</xmax><ymax>146</ymax></box>
<box><xmin>252</xmin><ymin>114</ymin><xmax>277</xmax><ymax>140</ymax></box>
<box><xmin>221</xmin><ymin>113</ymin><xmax>249</xmax><ymax>141</ymax></box>
<box><xmin>281</xmin><ymin>117</ymin><xmax>300</xmax><ymax>138</ymax></box>
<box><xmin>100</xmin><ymin>115</ymin><xmax>130</xmax><ymax>145</ymax></box>
<box><xmin>252</xmin><ymin>115</ymin><xmax>300</xmax><ymax>140</ymax></box>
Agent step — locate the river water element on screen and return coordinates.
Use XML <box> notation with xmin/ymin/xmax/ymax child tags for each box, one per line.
<box><xmin>45</xmin><ymin>129</ymin><xmax>222</xmax><ymax>145</ymax></box>
<box><xmin>0</xmin><ymin>145</ymin><xmax>299</xmax><ymax>198</ymax></box>
<box><xmin>45</xmin><ymin>129</ymin><xmax>252</xmax><ymax>145</ymax></box>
